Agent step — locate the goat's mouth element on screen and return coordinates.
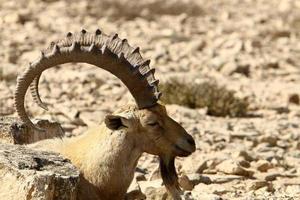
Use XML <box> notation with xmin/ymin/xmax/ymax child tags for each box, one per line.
<box><xmin>174</xmin><ymin>144</ymin><xmax>193</xmax><ymax>157</ymax></box>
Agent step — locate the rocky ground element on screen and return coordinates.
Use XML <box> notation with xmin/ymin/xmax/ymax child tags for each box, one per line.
<box><xmin>1</xmin><ymin>0</ymin><xmax>300</xmax><ymax>199</ymax></box>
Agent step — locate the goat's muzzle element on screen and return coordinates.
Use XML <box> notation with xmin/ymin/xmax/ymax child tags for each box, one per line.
<box><xmin>174</xmin><ymin>134</ymin><xmax>196</xmax><ymax>157</ymax></box>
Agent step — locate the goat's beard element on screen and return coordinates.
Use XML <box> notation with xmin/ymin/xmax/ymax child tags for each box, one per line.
<box><xmin>159</xmin><ymin>155</ymin><xmax>182</xmax><ymax>200</ymax></box>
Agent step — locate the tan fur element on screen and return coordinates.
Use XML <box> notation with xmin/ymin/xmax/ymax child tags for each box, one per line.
<box><xmin>30</xmin><ymin>104</ymin><xmax>195</xmax><ymax>200</ymax></box>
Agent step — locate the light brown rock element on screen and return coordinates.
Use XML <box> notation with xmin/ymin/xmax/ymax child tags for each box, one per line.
<box><xmin>191</xmin><ymin>192</ymin><xmax>223</xmax><ymax>200</ymax></box>
<box><xmin>258</xmin><ymin>135</ymin><xmax>278</xmax><ymax>146</ymax></box>
<box><xmin>139</xmin><ymin>179</ymin><xmax>164</xmax><ymax>194</ymax></box>
<box><xmin>148</xmin><ymin>164</ymin><xmax>161</xmax><ymax>181</ymax></box>
<box><xmin>288</xmin><ymin>93</ymin><xmax>300</xmax><ymax>105</ymax></box>
<box><xmin>193</xmin><ymin>183</ymin><xmax>231</xmax><ymax>197</ymax></box>
<box><xmin>233</xmin><ymin>150</ymin><xmax>254</xmax><ymax>162</ymax></box>
<box><xmin>178</xmin><ymin>175</ymin><xmax>194</xmax><ymax>191</ymax></box>
<box><xmin>126</xmin><ymin>179</ymin><xmax>146</xmax><ymax>200</ymax></box>
<box><xmin>181</xmin><ymin>157</ymin><xmax>208</xmax><ymax>174</ymax></box>
<box><xmin>186</xmin><ymin>173</ymin><xmax>212</xmax><ymax>185</ymax></box>
<box><xmin>255</xmin><ymin>160</ymin><xmax>273</xmax><ymax>172</ymax></box>
<box><xmin>0</xmin><ymin>117</ymin><xmax>64</xmax><ymax>144</ymax></box>
<box><xmin>206</xmin><ymin>174</ymin><xmax>244</xmax><ymax>184</ymax></box>
<box><xmin>216</xmin><ymin>159</ymin><xmax>254</xmax><ymax>177</ymax></box>
<box><xmin>0</xmin><ymin>143</ymin><xmax>79</xmax><ymax>200</ymax></box>
<box><xmin>247</xmin><ymin>180</ymin><xmax>271</xmax><ymax>191</ymax></box>
<box><xmin>257</xmin><ymin>172</ymin><xmax>281</xmax><ymax>182</ymax></box>
<box><xmin>144</xmin><ymin>186</ymin><xmax>173</xmax><ymax>200</ymax></box>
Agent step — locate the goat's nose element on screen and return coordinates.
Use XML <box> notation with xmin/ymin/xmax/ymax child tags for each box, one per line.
<box><xmin>176</xmin><ymin>135</ymin><xmax>196</xmax><ymax>154</ymax></box>
<box><xmin>187</xmin><ymin>137</ymin><xmax>195</xmax><ymax>147</ymax></box>
<box><xmin>186</xmin><ymin>136</ymin><xmax>196</xmax><ymax>152</ymax></box>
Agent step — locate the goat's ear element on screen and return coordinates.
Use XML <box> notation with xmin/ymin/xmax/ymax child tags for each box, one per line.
<box><xmin>104</xmin><ymin>114</ymin><xmax>131</xmax><ymax>130</ymax></box>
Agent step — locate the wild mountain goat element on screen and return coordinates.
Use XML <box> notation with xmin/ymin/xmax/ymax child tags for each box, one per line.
<box><xmin>14</xmin><ymin>29</ymin><xmax>196</xmax><ymax>200</ymax></box>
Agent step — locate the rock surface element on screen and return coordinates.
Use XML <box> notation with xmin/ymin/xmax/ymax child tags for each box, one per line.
<box><xmin>0</xmin><ymin>117</ymin><xmax>64</xmax><ymax>144</ymax></box>
<box><xmin>0</xmin><ymin>143</ymin><xmax>80</xmax><ymax>200</ymax></box>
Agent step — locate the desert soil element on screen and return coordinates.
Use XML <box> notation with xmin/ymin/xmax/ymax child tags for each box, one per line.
<box><xmin>0</xmin><ymin>0</ymin><xmax>300</xmax><ymax>199</ymax></box>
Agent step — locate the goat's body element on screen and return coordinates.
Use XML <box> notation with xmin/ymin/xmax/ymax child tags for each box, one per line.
<box><xmin>15</xmin><ymin>30</ymin><xmax>196</xmax><ymax>200</ymax></box>
<box><xmin>30</xmin><ymin>124</ymin><xmax>142</xmax><ymax>200</ymax></box>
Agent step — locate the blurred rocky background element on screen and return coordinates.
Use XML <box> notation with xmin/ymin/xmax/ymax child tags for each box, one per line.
<box><xmin>0</xmin><ymin>0</ymin><xmax>300</xmax><ymax>199</ymax></box>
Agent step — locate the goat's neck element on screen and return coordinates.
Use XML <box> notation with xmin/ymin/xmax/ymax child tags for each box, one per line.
<box><xmin>62</xmin><ymin>125</ymin><xmax>142</xmax><ymax>199</ymax></box>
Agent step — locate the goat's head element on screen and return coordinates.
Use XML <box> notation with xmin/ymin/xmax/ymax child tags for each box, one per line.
<box><xmin>105</xmin><ymin>103</ymin><xmax>195</xmax><ymax>157</ymax></box>
<box><xmin>14</xmin><ymin>29</ymin><xmax>195</xmax><ymax>198</ymax></box>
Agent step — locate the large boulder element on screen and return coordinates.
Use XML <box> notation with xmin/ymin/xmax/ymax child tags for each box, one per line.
<box><xmin>0</xmin><ymin>117</ymin><xmax>64</xmax><ymax>144</ymax></box>
<box><xmin>0</xmin><ymin>143</ymin><xmax>80</xmax><ymax>200</ymax></box>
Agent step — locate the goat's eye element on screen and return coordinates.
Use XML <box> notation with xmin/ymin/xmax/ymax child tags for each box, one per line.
<box><xmin>147</xmin><ymin>122</ymin><xmax>159</xmax><ymax>127</ymax></box>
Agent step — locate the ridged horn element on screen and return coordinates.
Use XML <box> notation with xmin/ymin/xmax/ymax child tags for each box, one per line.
<box><xmin>110</xmin><ymin>33</ymin><xmax>118</xmax><ymax>41</ymax></box>
<box><xmin>81</xmin><ymin>29</ymin><xmax>87</xmax><ymax>34</ymax></box>
<box><xmin>66</xmin><ymin>32</ymin><xmax>72</xmax><ymax>37</ymax></box>
<box><xmin>95</xmin><ymin>29</ymin><xmax>102</xmax><ymax>35</ymax></box>
<box><xmin>132</xmin><ymin>47</ymin><xmax>140</xmax><ymax>54</ymax></box>
<box><xmin>15</xmin><ymin>29</ymin><xmax>160</xmax><ymax>130</ymax></box>
<box><xmin>29</xmin><ymin>74</ymin><xmax>48</xmax><ymax>111</ymax></box>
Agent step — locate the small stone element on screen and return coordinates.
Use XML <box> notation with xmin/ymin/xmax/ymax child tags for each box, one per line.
<box><xmin>186</xmin><ymin>173</ymin><xmax>212</xmax><ymax>185</ymax></box>
<box><xmin>272</xmin><ymin>30</ymin><xmax>291</xmax><ymax>39</ymax></box>
<box><xmin>72</xmin><ymin>126</ymin><xmax>88</xmax><ymax>136</ymax></box>
<box><xmin>295</xmin><ymin>142</ymin><xmax>300</xmax><ymax>150</ymax></box>
<box><xmin>276</xmin><ymin>140</ymin><xmax>290</xmax><ymax>148</ymax></box>
<box><xmin>126</xmin><ymin>179</ymin><xmax>146</xmax><ymax>200</ymax></box>
<box><xmin>258</xmin><ymin>135</ymin><xmax>278</xmax><ymax>146</ymax></box>
<box><xmin>230</xmin><ymin>131</ymin><xmax>260</xmax><ymax>140</ymax></box>
<box><xmin>182</xmin><ymin>191</ymin><xmax>194</xmax><ymax>200</ymax></box>
<box><xmin>221</xmin><ymin>62</ymin><xmax>237</xmax><ymax>75</ymax></box>
<box><xmin>288</xmin><ymin>94</ymin><xmax>300</xmax><ymax>105</ymax></box>
<box><xmin>139</xmin><ymin>179</ymin><xmax>163</xmax><ymax>193</ymax></box>
<box><xmin>143</xmin><ymin>186</ymin><xmax>171</xmax><ymax>200</ymax></box>
<box><xmin>233</xmin><ymin>150</ymin><xmax>254</xmax><ymax>162</ymax></box>
<box><xmin>181</xmin><ymin>157</ymin><xmax>208</xmax><ymax>174</ymax></box>
<box><xmin>62</xmin><ymin>123</ymin><xmax>77</xmax><ymax>133</ymax></box>
<box><xmin>193</xmin><ymin>183</ymin><xmax>230</xmax><ymax>197</ymax></box>
<box><xmin>255</xmin><ymin>147</ymin><xmax>277</xmax><ymax>161</ymax></box>
<box><xmin>286</xmin><ymin>185</ymin><xmax>300</xmax><ymax>196</ymax></box>
<box><xmin>148</xmin><ymin>164</ymin><xmax>160</xmax><ymax>181</ymax></box>
<box><xmin>178</xmin><ymin>175</ymin><xmax>194</xmax><ymax>191</ymax></box>
<box><xmin>261</xmin><ymin>172</ymin><xmax>282</xmax><ymax>181</ymax></box>
<box><xmin>216</xmin><ymin>159</ymin><xmax>254</xmax><ymax>177</ymax></box>
<box><xmin>237</xmin><ymin>157</ymin><xmax>251</xmax><ymax>168</ymax></box>
<box><xmin>221</xmin><ymin>62</ymin><xmax>250</xmax><ymax>77</ymax></box>
<box><xmin>208</xmin><ymin>174</ymin><xmax>244</xmax><ymax>184</ymax></box>
<box><xmin>4</xmin><ymin>13</ymin><xmax>21</xmax><ymax>24</ymax></box>
<box><xmin>255</xmin><ymin>160</ymin><xmax>273</xmax><ymax>172</ymax></box>
<box><xmin>247</xmin><ymin>180</ymin><xmax>270</xmax><ymax>191</ymax></box>
<box><xmin>192</xmin><ymin>192</ymin><xmax>223</xmax><ymax>200</ymax></box>
<box><xmin>263</xmin><ymin>61</ymin><xmax>279</xmax><ymax>69</ymax></box>
<box><xmin>135</xmin><ymin>171</ymin><xmax>147</xmax><ymax>181</ymax></box>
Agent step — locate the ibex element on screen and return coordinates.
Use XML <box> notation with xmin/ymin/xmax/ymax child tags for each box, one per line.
<box><xmin>14</xmin><ymin>29</ymin><xmax>196</xmax><ymax>200</ymax></box>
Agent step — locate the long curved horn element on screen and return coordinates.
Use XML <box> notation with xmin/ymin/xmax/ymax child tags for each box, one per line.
<box><xmin>30</xmin><ymin>74</ymin><xmax>48</xmax><ymax>111</ymax></box>
<box><xmin>15</xmin><ymin>29</ymin><xmax>161</xmax><ymax>129</ymax></box>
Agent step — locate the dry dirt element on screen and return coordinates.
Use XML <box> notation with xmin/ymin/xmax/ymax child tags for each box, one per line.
<box><xmin>1</xmin><ymin>0</ymin><xmax>300</xmax><ymax>199</ymax></box>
